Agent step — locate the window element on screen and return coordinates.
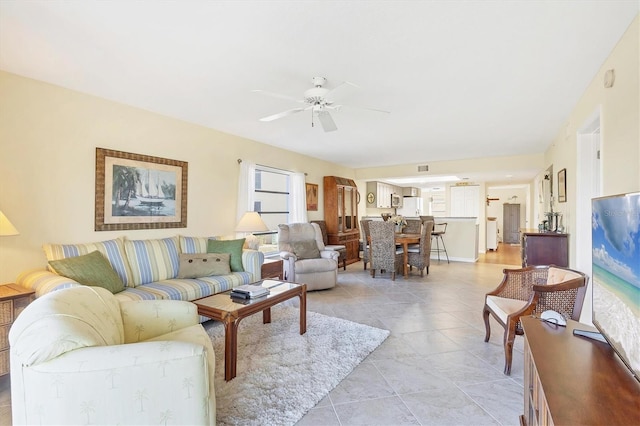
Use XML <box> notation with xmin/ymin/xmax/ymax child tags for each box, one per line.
<box><xmin>254</xmin><ymin>167</ymin><xmax>290</xmax><ymax>233</ymax></box>
<box><xmin>238</xmin><ymin>162</ymin><xmax>307</xmax><ymax>257</ymax></box>
<box><xmin>251</xmin><ymin>166</ymin><xmax>291</xmax><ymax>257</ymax></box>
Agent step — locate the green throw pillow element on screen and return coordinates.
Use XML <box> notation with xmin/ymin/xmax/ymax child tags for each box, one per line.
<box><xmin>291</xmin><ymin>240</ymin><xmax>320</xmax><ymax>259</ymax></box>
<box><xmin>207</xmin><ymin>238</ymin><xmax>245</xmax><ymax>272</ymax></box>
<box><xmin>48</xmin><ymin>250</ymin><xmax>125</xmax><ymax>294</ymax></box>
<box><xmin>177</xmin><ymin>253</ymin><xmax>231</xmax><ymax>278</ymax></box>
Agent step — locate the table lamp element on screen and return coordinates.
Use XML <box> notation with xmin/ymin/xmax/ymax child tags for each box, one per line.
<box><xmin>235</xmin><ymin>212</ymin><xmax>269</xmax><ymax>250</ymax></box>
<box><xmin>0</xmin><ymin>210</ymin><xmax>19</xmax><ymax>236</ymax></box>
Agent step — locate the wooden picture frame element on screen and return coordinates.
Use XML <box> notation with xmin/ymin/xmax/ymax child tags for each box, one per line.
<box><xmin>95</xmin><ymin>148</ymin><xmax>188</xmax><ymax>231</ymax></box>
<box><xmin>557</xmin><ymin>168</ymin><xmax>567</xmax><ymax>203</ymax></box>
<box><xmin>306</xmin><ymin>183</ymin><xmax>318</xmax><ymax>211</ymax></box>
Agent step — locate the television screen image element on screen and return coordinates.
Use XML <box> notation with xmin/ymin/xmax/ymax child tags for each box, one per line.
<box><xmin>591</xmin><ymin>192</ymin><xmax>640</xmax><ymax>381</ymax></box>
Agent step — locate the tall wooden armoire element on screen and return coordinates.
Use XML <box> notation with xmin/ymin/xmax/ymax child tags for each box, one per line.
<box><xmin>323</xmin><ymin>176</ymin><xmax>360</xmax><ymax>265</ymax></box>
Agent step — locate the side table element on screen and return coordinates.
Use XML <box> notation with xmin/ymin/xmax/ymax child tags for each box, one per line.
<box><xmin>261</xmin><ymin>258</ymin><xmax>284</xmax><ymax>280</ymax></box>
<box><xmin>1</xmin><ymin>284</ymin><xmax>35</xmax><ymax>376</ymax></box>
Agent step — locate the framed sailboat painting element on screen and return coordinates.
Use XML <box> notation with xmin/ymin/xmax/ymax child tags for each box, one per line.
<box><xmin>95</xmin><ymin>148</ymin><xmax>188</xmax><ymax>231</ymax></box>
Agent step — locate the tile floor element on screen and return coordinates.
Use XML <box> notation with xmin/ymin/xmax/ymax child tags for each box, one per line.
<box><xmin>1</xmin><ymin>255</ymin><xmax>525</xmax><ymax>426</ymax></box>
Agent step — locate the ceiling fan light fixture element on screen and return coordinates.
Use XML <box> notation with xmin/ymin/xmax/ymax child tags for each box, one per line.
<box><xmin>253</xmin><ymin>75</ymin><xmax>389</xmax><ymax>131</ymax></box>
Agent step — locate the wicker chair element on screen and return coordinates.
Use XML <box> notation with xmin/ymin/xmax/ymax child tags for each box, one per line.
<box><xmin>360</xmin><ymin>219</ymin><xmax>372</xmax><ymax>270</ymax></box>
<box><xmin>406</xmin><ymin>220</ymin><xmax>434</xmax><ymax>277</ymax></box>
<box><xmin>311</xmin><ymin>220</ymin><xmax>346</xmax><ymax>270</ymax></box>
<box><xmin>483</xmin><ymin>265</ymin><xmax>587</xmax><ymax>375</ymax></box>
<box><xmin>419</xmin><ymin>215</ymin><xmax>434</xmax><ymax>224</ymax></box>
<box><xmin>368</xmin><ymin>221</ymin><xmax>403</xmax><ymax>281</ymax></box>
<box><xmin>403</xmin><ymin>219</ymin><xmax>422</xmax><ymax>234</ymax></box>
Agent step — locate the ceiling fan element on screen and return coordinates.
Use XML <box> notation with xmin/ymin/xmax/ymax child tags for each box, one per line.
<box><xmin>253</xmin><ymin>77</ymin><xmax>389</xmax><ymax>132</ymax></box>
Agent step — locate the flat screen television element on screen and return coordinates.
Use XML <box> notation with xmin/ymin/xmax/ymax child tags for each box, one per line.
<box><xmin>589</xmin><ymin>192</ymin><xmax>640</xmax><ymax>382</ymax></box>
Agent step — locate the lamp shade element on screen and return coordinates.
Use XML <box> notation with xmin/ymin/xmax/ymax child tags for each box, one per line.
<box><xmin>0</xmin><ymin>210</ymin><xmax>19</xmax><ymax>236</ymax></box>
<box><xmin>235</xmin><ymin>212</ymin><xmax>269</xmax><ymax>233</ymax></box>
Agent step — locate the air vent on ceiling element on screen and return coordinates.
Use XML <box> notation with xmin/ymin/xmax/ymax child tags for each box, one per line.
<box><xmin>417</xmin><ymin>165</ymin><xmax>429</xmax><ymax>172</ymax></box>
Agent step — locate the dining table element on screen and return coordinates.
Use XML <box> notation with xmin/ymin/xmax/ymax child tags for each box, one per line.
<box><xmin>394</xmin><ymin>233</ymin><xmax>421</xmax><ymax>279</ymax></box>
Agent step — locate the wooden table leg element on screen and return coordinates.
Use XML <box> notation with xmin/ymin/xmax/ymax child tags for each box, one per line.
<box><xmin>403</xmin><ymin>242</ymin><xmax>410</xmax><ymax>279</ymax></box>
<box><xmin>299</xmin><ymin>286</ymin><xmax>307</xmax><ymax>335</ymax></box>
<box><xmin>223</xmin><ymin>318</ymin><xmax>239</xmax><ymax>381</ymax></box>
<box><xmin>263</xmin><ymin>307</ymin><xmax>271</xmax><ymax>324</ymax></box>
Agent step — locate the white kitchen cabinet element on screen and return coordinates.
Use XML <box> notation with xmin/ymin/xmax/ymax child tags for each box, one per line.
<box><xmin>366</xmin><ymin>181</ymin><xmax>402</xmax><ymax>208</ymax></box>
<box><xmin>450</xmin><ymin>185</ymin><xmax>480</xmax><ymax>217</ymax></box>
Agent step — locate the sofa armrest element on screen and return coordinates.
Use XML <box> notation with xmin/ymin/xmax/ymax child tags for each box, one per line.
<box><xmin>120</xmin><ymin>300</ymin><xmax>199</xmax><ymax>343</ymax></box>
<box><xmin>320</xmin><ymin>250</ymin><xmax>340</xmax><ymax>261</ymax></box>
<box><xmin>10</xmin><ymin>340</ymin><xmax>214</xmax><ymax>426</ymax></box>
<box><xmin>279</xmin><ymin>254</ymin><xmax>296</xmax><ymax>282</ymax></box>
<box><xmin>17</xmin><ymin>268</ymin><xmax>82</xmax><ymax>297</ymax></box>
<box><xmin>242</xmin><ymin>248</ymin><xmax>264</xmax><ymax>280</ymax></box>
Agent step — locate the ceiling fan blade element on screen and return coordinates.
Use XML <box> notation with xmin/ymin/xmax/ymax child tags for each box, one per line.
<box><xmin>252</xmin><ymin>89</ymin><xmax>303</xmax><ymax>104</ymax></box>
<box><xmin>339</xmin><ymin>104</ymin><xmax>391</xmax><ymax>114</ymax></box>
<box><xmin>324</xmin><ymin>81</ymin><xmax>359</xmax><ymax>102</ymax></box>
<box><xmin>317</xmin><ymin>110</ymin><xmax>337</xmax><ymax>132</ymax></box>
<box><xmin>259</xmin><ymin>107</ymin><xmax>306</xmax><ymax>122</ymax></box>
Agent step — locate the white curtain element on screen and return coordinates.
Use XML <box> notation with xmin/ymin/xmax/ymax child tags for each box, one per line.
<box><xmin>290</xmin><ymin>172</ymin><xmax>307</xmax><ymax>223</ymax></box>
<box><xmin>237</xmin><ymin>161</ymin><xmax>256</xmax><ymax>222</ymax></box>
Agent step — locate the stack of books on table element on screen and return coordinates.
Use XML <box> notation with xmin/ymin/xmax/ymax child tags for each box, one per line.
<box><xmin>230</xmin><ymin>284</ymin><xmax>269</xmax><ymax>300</ymax></box>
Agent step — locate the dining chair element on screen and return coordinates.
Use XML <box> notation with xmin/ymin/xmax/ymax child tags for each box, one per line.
<box><xmin>360</xmin><ymin>219</ymin><xmax>372</xmax><ymax>270</ymax></box>
<box><xmin>419</xmin><ymin>215</ymin><xmax>434</xmax><ymax>224</ymax></box>
<box><xmin>368</xmin><ymin>221</ymin><xmax>403</xmax><ymax>281</ymax></box>
<box><xmin>403</xmin><ymin>219</ymin><xmax>422</xmax><ymax>234</ymax></box>
<box><xmin>406</xmin><ymin>220</ymin><xmax>434</xmax><ymax>276</ymax></box>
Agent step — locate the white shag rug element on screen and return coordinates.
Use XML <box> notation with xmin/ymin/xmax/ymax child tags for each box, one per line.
<box><xmin>204</xmin><ymin>306</ymin><xmax>389</xmax><ymax>426</ymax></box>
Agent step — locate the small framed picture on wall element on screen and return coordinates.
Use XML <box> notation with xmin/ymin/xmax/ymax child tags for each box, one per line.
<box><xmin>306</xmin><ymin>183</ymin><xmax>318</xmax><ymax>211</ymax></box>
<box><xmin>558</xmin><ymin>168</ymin><xmax>567</xmax><ymax>203</ymax></box>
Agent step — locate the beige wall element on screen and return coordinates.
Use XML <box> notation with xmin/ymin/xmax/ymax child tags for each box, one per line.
<box><xmin>543</xmin><ymin>16</ymin><xmax>639</xmax><ymax>323</ymax></box>
<box><xmin>0</xmin><ymin>71</ymin><xmax>352</xmax><ymax>282</ymax></box>
<box><xmin>545</xmin><ymin>15</ymin><xmax>639</xmax><ymax>259</ymax></box>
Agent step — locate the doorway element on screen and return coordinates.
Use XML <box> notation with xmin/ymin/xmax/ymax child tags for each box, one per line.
<box><xmin>576</xmin><ymin>108</ymin><xmax>602</xmax><ymax>324</ymax></box>
<box><xmin>503</xmin><ymin>203</ymin><xmax>521</xmax><ymax>244</ymax></box>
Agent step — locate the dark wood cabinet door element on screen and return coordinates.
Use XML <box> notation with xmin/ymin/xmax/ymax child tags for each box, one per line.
<box><xmin>522</xmin><ymin>233</ymin><xmax>568</xmax><ymax>267</ymax></box>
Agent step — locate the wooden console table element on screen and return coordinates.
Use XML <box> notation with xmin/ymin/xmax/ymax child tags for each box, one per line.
<box><xmin>521</xmin><ymin>316</ymin><xmax>640</xmax><ymax>425</ymax></box>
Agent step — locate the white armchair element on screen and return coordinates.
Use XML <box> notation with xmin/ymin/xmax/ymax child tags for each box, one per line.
<box><xmin>9</xmin><ymin>286</ymin><xmax>216</xmax><ymax>425</ymax></box>
<box><xmin>278</xmin><ymin>222</ymin><xmax>339</xmax><ymax>291</ymax></box>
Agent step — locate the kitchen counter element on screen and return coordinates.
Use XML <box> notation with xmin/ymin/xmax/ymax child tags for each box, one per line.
<box><xmin>432</xmin><ymin>217</ymin><xmax>479</xmax><ymax>262</ymax></box>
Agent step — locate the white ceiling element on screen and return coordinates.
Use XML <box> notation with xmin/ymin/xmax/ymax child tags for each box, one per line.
<box><xmin>1</xmin><ymin>1</ymin><xmax>637</xmax><ymax>187</ymax></box>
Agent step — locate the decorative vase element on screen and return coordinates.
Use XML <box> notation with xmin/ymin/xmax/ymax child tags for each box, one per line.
<box><xmin>395</xmin><ymin>224</ymin><xmax>402</xmax><ymax>233</ymax></box>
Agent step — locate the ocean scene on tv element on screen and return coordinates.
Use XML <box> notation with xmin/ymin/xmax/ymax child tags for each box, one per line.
<box><xmin>592</xmin><ymin>193</ymin><xmax>640</xmax><ymax>378</ymax></box>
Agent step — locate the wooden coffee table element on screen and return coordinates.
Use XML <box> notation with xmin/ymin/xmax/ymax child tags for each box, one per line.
<box><xmin>194</xmin><ymin>280</ymin><xmax>307</xmax><ymax>381</ymax></box>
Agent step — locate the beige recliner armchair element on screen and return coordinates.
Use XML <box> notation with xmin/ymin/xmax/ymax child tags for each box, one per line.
<box><xmin>10</xmin><ymin>286</ymin><xmax>216</xmax><ymax>425</ymax></box>
<box><xmin>278</xmin><ymin>222</ymin><xmax>339</xmax><ymax>291</ymax></box>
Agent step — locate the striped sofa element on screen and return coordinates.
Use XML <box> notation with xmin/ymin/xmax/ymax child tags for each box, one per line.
<box><xmin>17</xmin><ymin>236</ymin><xmax>264</xmax><ymax>314</ymax></box>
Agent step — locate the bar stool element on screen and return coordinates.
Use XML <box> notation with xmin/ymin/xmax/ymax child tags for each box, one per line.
<box><xmin>431</xmin><ymin>222</ymin><xmax>450</xmax><ymax>264</ymax></box>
